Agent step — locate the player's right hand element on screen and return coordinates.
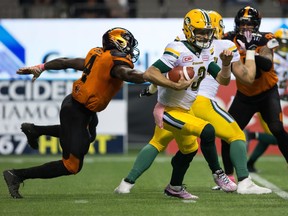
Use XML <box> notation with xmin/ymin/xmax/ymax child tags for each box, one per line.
<box><xmin>139</xmin><ymin>86</ymin><xmax>153</xmax><ymax>97</ymax></box>
<box><xmin>17</xmin><ymin>64</ymin><xmax>45</xmax><ymax>82</ymax></box>
<box><xmin>139</xmin><ymin>84</ymin><xmax>158</xmax><ymax>98</ymax></box>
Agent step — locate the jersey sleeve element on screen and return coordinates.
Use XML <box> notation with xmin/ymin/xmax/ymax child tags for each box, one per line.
<box><xmin>152</xmin><ymin>41</ymin><xmax>181</xmax><ymax>73</ymax></box>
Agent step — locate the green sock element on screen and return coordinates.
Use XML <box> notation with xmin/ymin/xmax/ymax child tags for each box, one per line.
<box><xmin>230</xmin><ymin>140</ymin><xmax>249</xmax><ymax>181</ymax></box>
<box><xmin>125</xmin><ymin>144</ymin><xmax>159</xmax><ymax>184</ymax></box>
<box><xmin>248</xmin><ymin>133</ymin><xmax>277</xmax><ymax>164</ymax></box>
<box><xmin>258</xmin><ymin>133</ymin><xmax>277</xmax><ymax>144</ymax></box>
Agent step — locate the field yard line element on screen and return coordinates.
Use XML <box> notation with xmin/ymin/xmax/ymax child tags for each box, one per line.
<box><xmin>250</xmin><ymin>173</ymin><xmax>288</xmax><ymax>200</ymax></box>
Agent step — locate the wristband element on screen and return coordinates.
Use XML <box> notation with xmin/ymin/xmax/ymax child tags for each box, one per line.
<box><xmin>38</xmin><ymin>63</ymin><xmax>45</xmax><ymax>72</ymax></box>
<box><xmin>246</xmin><ymin>50</ymin><xmax>255</xmax><ymax>61</ymax></box>
<box><xmin>148</xmin><ymin>84</ymin><xmax>158</xmax><ymax>94</ymax></box>
<box><xmin>220</xmin><ymin>65</ymin><xmax>231</xmax><ymax>78</ymax></box>
<box><xmin>222</xmin><ymin>62</ymin><xmax>231</xmax><ymax>67</ymax></box>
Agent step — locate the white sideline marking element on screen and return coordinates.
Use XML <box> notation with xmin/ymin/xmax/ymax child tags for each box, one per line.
<box><xmin>182</xmin><ymin>199</ymin><xmax>197</xmax><ymax>203</ymax></box>
<box><xmin>74</xmin><ymin>200</ymin><xmax>89</xmax><ymax>204</ymax></box>
<box><xmin>250</xmin><ymin>173</ymin><xmax>288</xmax><ymax>200</ymax></box>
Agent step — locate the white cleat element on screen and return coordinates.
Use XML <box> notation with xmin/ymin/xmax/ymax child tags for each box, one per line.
<box><xmin>114</xmin><ymin>178</ymin><xmax>134</xmax><ymax>194</ymax></box>
<box><xmin>237</xmin><ymin>176</ymin><xmax>272</xmax><ymax>194</ymax></box>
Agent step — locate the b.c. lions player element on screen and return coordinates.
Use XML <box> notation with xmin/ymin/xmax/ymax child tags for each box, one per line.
<box><xmin>222</xmin><ymin>6</ymin><xmax>288</xmax><ymax>183</ymax></box>
<box><xmin>115</xmin><ymin>9</ymin><xmax>237</xmax><ymax>199</ymax></box>
<box><xmin>246</xmin><ymin>28</ymin><xmax>288</xmax><ymax>173</ymax></box>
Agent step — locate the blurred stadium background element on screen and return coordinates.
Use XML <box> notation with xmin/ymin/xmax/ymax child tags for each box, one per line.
<box><xmin>0</xmin><ymin>0</ymin><xmax>287</xmax><ymax>18</ymax></box>
<box><xmin>0</xmin><ymin>0</ymin><xmax>287</xmax><ymax>156</ymax></box>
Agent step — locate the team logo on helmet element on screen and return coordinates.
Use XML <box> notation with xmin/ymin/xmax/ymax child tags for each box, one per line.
<box><xmin>102</xmin><ymin>27</ymin><xmax>140</xmax><ymax>63</ymax></box>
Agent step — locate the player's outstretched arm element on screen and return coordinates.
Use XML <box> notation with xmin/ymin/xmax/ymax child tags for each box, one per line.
<box><xmin>111</xmin><ymin>64</ymin><xmax>145</xmax><ymax>84</ymax></box>
<box><xmin>17</xmin><ymin>58</ymin><xmax>85</xmax><ymax>82</ymax></box>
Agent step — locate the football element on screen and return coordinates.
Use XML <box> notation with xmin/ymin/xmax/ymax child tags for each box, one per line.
<box><xmin>166</xmin><ymin>66</ymin><xmax>195</xmax><ymax>82</ymax></box>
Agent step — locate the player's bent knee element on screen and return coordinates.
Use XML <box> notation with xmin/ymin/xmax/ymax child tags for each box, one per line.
<box><xmin>149</xmin><ymin>141</ymin><xmax>166</xmax><ymax>152</ymax></box>
<box><xmin>200</xmin><ymin>124</ymin><xmax>215</xmax><ymax>142</ymax></box>
<box><xmin>171</xmin><ymin>150</ymin><xmax>197</xmax><ymax>167</ymax></box>
<box><xmin>62</xmin><ymin>154</ymin><xmax>81</xmax><ymax>174</ymax></box>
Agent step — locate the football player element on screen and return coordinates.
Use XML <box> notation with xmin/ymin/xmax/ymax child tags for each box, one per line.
<box><xmin>3</xmin><ymin>27</ymin><xmax>151</xmax><ymax>199</ymax></box>
<box><xmin>115</xmin><ymin>9</ymin><xmax>238</xmax><ymax>199</ymax></box>
<box><xmin>189</xmin><ymin>10</ymin><xmax>271</xmax><ymax>194</ymax></box>
<box><xmin>117</xmin><ymin>10</ymin><xmax>271</xmax><ymax>195</ymax></box>
<box><xmin>245</xmin><ymin>28</ymin><xmax>288</xmax><ymax>173</ymax></box>
<box><xmin>221</xmin><ymin>6</ymin><xmax>288</xmax><ymax>179</ymax></box>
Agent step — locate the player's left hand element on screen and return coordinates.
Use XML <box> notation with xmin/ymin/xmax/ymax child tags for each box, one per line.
<box><xmin>220</xmin><ymin>49</ymin><xmax>233</xmax><ymax>66</ymax></box>
<box><xmin>17</xmin><ymin>64</ymin><xmax>45</xmax><ymax>82</ymax></box>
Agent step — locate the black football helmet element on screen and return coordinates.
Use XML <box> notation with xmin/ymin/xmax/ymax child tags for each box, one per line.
<box><xmin>234</xmin><ymin>6</ymin><xmax>261</xmax><ymax>34</ymax></box>
<box><xmin>102</xmin><ymin>27</ymin><xmax>140</xmax><ymax>62</ymax></box>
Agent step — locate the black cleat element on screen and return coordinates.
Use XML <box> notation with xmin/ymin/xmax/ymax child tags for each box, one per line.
<box><xmin>3</xmin><ymin>170</ymin><xmax>23</xmax><ymax>199</ymax></box>
<box><xmin>21</xmin><ymin>123</ymin><xmax>39</xmax><ymax>149</ymax></box>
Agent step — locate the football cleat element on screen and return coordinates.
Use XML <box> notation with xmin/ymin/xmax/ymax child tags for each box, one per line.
<box><xmin>213</xmin><ymin>169</ymin><xmax>237</xmax><ymax>192</ymax></box>
<box><xmin>21</xmin><ymin>123</ymin><xmax>39</xmax><ymax>149</ymax></box>
<box><xmin>164</xmin><ymin>184</ymin><xmax>199</xmax><ymax>200</ymax></box>
<box><xmin>3</xmin><ymin>170</ymin><xmax>23</xmax><ymax>199</ymax></box>
<box><xmin>114</xmin><ymin>178</ymin><xmax>134</xmax><ymax>194</ymax></box>
<box><xmin>237</xmin><ymin>176</ymin><xmax>272</xmax><ymax>194</ymax></box>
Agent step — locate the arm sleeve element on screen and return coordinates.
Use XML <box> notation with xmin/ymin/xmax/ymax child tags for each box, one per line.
<box><xmin>255</xmin><ymin>55</ymin><xmax>273</xmax><ymax>72</ymax></box>
<box><xmin>208</xmin><ymin>62</ymin><xmax>221</xmax><ymax>79</ymax></box>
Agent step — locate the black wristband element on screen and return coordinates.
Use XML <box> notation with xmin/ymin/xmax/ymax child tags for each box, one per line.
<box><xmin>254</xmin><ymin>55</ymin><xmax>272</xmax><ymax>72</ymax></box>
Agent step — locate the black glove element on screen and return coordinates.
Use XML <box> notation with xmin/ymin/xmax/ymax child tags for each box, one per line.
<box><xmin>139</xmin><ymin>86</ymin><xmax>153</xmax><ymax>98</ymax></box>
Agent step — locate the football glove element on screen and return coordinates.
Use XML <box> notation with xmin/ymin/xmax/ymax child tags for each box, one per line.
<box><xmin>139</xmin><ymin>84</ymin><xmax>157</xmax><ymax>98</ymax></box>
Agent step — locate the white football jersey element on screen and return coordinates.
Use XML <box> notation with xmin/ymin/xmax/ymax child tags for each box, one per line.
<box><xmin>274</xmin><ymin>52</ymin><xmax>288</xmax><ymax>96</ymax></box>
<box><xmin>198</xmin><ymin>39</ymin><xmax>240</xmax><ymax>100</ymax></box>
<box><xmin>157</xmin><ymin>40</ymin><xmax>216</xmax><ymax>110</ymax></box>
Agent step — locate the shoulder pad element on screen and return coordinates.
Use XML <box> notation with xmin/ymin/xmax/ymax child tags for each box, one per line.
<box><xmin>110</xmin><ymin>49</ymin><xmax>127</xmax><ymax>57</ymax></box>
<box><xmin>257</xmin><ymin>32</ymin><xmax>275</xmax><ymax>46</ymax></box>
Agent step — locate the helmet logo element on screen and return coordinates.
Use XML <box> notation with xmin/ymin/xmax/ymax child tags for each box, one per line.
<box><xmin>184</xmin><ymin>17</ymin><xmax>191</xmax><ymax>25</ymax></box>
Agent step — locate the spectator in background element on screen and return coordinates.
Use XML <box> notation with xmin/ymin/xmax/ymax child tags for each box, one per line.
<box><xmin>274</xmin><ymin>0</ymin><xmax>288</xmax><ymax>17</ymax></box>
<box><xmin>128</xmin><ymin>0</ymin><xmax>137</xmax><ymax>18</ymax></box>
<box><xmin>106</xmin><ymin>0</ymin><xmax>128</xmax><ymax>18</ymax></box>
<box><xmin>69</xmin><ymin>0</ymin><xmax>110</xmax><ymax>18</ymax></box>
